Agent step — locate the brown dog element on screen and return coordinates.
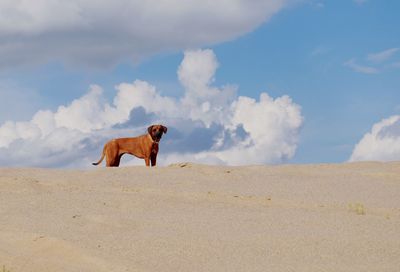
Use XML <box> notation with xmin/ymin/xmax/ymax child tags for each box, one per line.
<box><xmin>92</xmin><ymin>125</ymin><xmax>167</xmax><ymax>167</ymax></box>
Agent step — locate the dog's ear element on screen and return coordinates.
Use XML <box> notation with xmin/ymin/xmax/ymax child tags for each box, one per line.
<box><xmin>162</xmin><ymin>125</ymin><xmax>168</xmax><ymax>134</ymax></box>
<box><xmin>147</xmin><ymin>125</ymin><xmax>154</xmax><ymax>134</ymax></box>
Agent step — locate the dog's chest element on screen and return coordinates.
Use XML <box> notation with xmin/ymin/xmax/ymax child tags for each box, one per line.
<box><xmin>151</xmin><ymin>143</ymin><xmax>159</xmax><ymax>154</ymax></box>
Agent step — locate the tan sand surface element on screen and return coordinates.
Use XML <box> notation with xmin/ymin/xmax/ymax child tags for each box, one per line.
<box><xmin>1</xmin><ymin>162</ymin><xmax>400</xmax><ymax>271</ymax></box>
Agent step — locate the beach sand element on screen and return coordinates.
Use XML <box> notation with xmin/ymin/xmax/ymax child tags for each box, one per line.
<box><xmin>1</xmin><ymin>162</ymin><xmax>399</xmax><ymax>271</ymax></box>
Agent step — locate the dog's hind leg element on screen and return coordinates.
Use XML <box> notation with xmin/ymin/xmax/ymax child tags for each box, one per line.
<box><xmin>107</xmin><ymin>157</ymin><xmax>117</xmax><ymax>167</ymax></box>
<box><xmin>105</xmin><ymin>142</ymin><xmax>119</xmax><ymax>167</ymax></box>
<box><xmin>107</xmin><ymin>155</ymin><xmax>120</xmax><ymax>167</ymax></box>
<box><xmin>114</xmin><ymin>153</ymin><xmax>123</xmax><ymax>167</ymax></box>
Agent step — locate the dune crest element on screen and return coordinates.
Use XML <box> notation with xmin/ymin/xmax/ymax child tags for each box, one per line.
<box><xmin>1</xmin><ymin>162</ymin><xmax>400</xmax><ymax>271</ymax></box>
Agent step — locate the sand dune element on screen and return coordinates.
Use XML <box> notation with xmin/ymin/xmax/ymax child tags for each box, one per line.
<box><xmin>1</xmin><ymin>162</ymin><xmax>400</xmax><ymax>271</ymax></box>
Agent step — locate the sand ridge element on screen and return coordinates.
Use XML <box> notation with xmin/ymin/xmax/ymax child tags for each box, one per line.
<box><xmin>1</xmin><ymin>162</ymin><xmax>400</xmax><ymax>271</ymax></box>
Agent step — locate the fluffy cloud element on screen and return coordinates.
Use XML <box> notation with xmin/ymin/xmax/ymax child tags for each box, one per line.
<box><xmin>0</xmin><ymin>49</ymin><xmax>303</xmax><ymax>167</ymax></box>
<box><xmin>0</xmin><ymin>0</ymin><xmax>289</xmax><ymax>69</ymax></box>
<box><xmin>349</xmin><ymin>115</ymin><xmax>400</xmax><ymax>162</ymax></box>
<box><xmin>178</xmin><ymin>49</ymin><xmax>237</xmax><ymax>127</ymax></box>
<box><xmin>173</xmin><ymin>93</ymin><xmax>302</xmax><ymax>165</ymax></box>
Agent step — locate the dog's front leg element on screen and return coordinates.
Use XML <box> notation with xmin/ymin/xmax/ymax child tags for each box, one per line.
<box><xmin>151</xmin><ymin>154</ymin><xmax>157</xmax><ymax>167</ymax></box>
<box><xmin>144</xmin><ymin>157</ymin><xmax>150</xmax><ymax>167</ymax></box>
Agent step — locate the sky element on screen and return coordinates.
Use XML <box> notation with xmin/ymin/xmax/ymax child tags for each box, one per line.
<box><xmin>0</xmin><ymin>0</ymin><xmax>399</xmax><ymax>168</ymax></box>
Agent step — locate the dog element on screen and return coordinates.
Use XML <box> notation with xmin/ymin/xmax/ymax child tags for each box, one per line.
<box><xmin>92</xmin><ymin>125</ymin><xmax>167</xmax><ymax>167</ymax></box>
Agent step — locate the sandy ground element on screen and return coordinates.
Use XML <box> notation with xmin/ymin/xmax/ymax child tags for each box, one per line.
<box><xmin>0</xmin><ymin>162</ymin><xmax>399</xmax><ymax>272</ymax></box>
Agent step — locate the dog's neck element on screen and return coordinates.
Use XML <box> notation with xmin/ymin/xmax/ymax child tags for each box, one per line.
<box><xmin>148</xmin><ymin>134</ymin><xmax>159</xmax><ymax>144</ymax></box>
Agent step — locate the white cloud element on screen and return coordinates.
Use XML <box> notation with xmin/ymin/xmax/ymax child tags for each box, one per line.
<box><xmin>0</xmin><ymin>49</ymin><xmax>303</xmax><ymax>167</ymax></box>
<box><xmin>367</xmin><ymin>48</ymin><xmax>399</xmax><ymax>63</ymax></box>
<box><xmin>345</xmin><ymin>47</ymin><xmax>400</xmax><ymax>74</ymax></box>
<box><xmin>349</xmin><ymin>115</ymin><xmax>400</xmax><ymax>162</ymax></box>
<box><xmin>204</xmin><ymin>93</ymin><xmax>302</xmax><ymax>165</ymax></box>
<box><xmin>344</xmin><ymin>58</ymin><xmax>379</xmax><ymax>74</ymax></box>
<box><xmin>0</xmin><ymin>0</ymin><xmax>290</xmax><ymax>69</ymax></box>
<box><xmin>178</xmin><ymin>49</ymin><xmax>237</xmax><ymax>127</ymax></box>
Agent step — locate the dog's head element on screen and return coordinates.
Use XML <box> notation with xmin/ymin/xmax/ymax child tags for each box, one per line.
<box><xmin>148</xmin><ymin>124</ymin><xmax>167</xmax><ymax>142</ymax></box>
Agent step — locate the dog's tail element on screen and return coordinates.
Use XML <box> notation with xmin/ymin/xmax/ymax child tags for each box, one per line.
<box><xmin>92</xmin><ymin>144</ymin><xmax>106</xmax><ymax>166</ymax></box>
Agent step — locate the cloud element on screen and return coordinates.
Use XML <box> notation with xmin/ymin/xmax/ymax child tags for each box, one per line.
<box><xmin>194</xmin><ymin>93</ymin><xmax>303</xmax><ymax>165</ymax></box>
<box><xmin>367</xmin><ymin>48</ymin><xmax>399</xmax><ymax>63</ymax></box>
<box><xmin>0</xmin><ymin>0</ymin><xmax>289</xmax><ymax>69</ymax></box>
<box><xmin>349</xmin><ymin>115</ymin><xmax>400</xmax><ymax>162</ymax></box>
<box><xmin>344</xmin><ymin>58</ymin><xmax>379</xmax><ymax>74</ymax></box>
<box><xmin>0</xmin><ymin>49</ymin><xmax>303</xmax><ymax>167</ymax></box>
<box><xmin>345</xmin><ymin>47</ymin><xmax>400</xmax><ymax>74</ymax></box>
<box><xmin>178</xmin><ymin>49</ymin><xmax>237</xmax><ymax>127</ymax></box>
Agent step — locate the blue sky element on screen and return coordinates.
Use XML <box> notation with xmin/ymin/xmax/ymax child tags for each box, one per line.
<box><xmin>0</xmin><ymin>0</ymin><xmax>399</xmax><ymax>167</ymax></box>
